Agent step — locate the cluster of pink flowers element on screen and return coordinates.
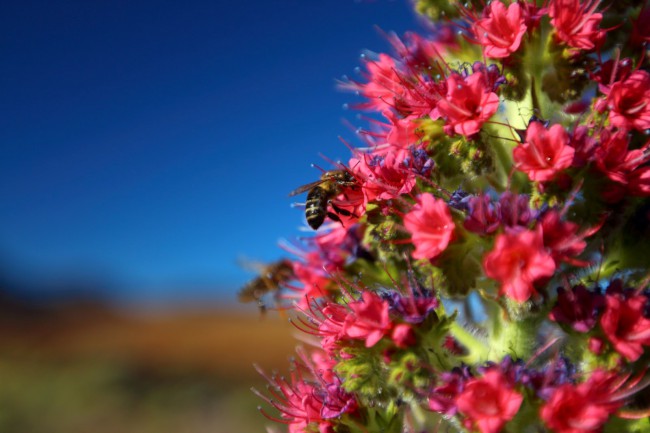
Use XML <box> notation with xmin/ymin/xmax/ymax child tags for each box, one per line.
<box><xmin>248</xmin><ymin>1</ymin><xmax>650</xmax><ymax>432</ymax></box>
<box><xmin>551</xmin><ymin>280</ymin><xmax>650</xmax><ymax>362</ymax></box>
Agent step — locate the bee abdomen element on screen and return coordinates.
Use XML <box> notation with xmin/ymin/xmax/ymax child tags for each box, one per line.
<box><xmin>306</xmin><ymin>186</ymin><xmax>327</xmax><ymax>229</ymax></box>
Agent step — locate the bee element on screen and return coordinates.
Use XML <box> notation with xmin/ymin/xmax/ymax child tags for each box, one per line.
<box><xmin>289</xmin><ymin>169</ymin><xmax>359</xmax><ymax>230</ymax></box>
<box><xmin>238</xmin><ymin>259</ymin><xmax>294</xmax><ymax>312</ymax></box>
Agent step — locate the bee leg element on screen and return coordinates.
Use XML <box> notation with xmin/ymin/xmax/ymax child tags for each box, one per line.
<box><xmin>327</xmin><ymin>211</ymin><xmax>343</xmax><ymax>223</ymax></box>
<box><xmin>331</xmin><ymin>202</ymin><xmax>358</xmax><ymax>219</ymax></box>
<box><xmin>331</xmin><ymin>202</ymin><xmax>352</xmax><ymax>217</ymax></box>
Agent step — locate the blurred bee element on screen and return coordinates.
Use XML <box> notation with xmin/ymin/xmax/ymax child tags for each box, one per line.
<box><xmin>238</xmin><ymin>259</ymin><xmax>294</xmax><ymax>313</ymax></box>
<box><xmin>289</xmin><ymin>169</ymin><xmax>359</xmax><ymax>230</ymax></box>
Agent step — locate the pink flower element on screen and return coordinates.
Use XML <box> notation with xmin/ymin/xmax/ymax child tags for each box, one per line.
<box><xmin>464</xmin><ymin>194</ymin><xmax>501</xmax><ymax>235</ymax></box>
<box><xmin>549</xmin><ymin>0</ymin><xmax>604</xmax><ymax>51</ymax></box>
<box><xmin>591</xmin><ymin>131</ymin><xmax>650</xmax><ymax>200</ymax></box>
<box><xmin>403</xmin><ymin>193</ymin><xmax>455</xmax><ymax>260</ymax></box>
<box><xmin>455</xmin><ymin>370</ymin><xmax>523</xmax><ymax>433</ymax></box>
<box><xmin>391</xmin><ymin>323</ymin><xmax>416</xmax><ymax>348</ymax></box>
<box><xmin>549</xmin><ymin>285</ymin><xmax>604</xmax><ymax>332</ymax></box>
<box><xmin>513</xmin><ymin>122</ymin><xmax>575</xmax><ymax>182</ymax></box>
<box><xmin>428</xmin><ymin>367</ymin><xmax>472</xmax><ymax>416</ymax></box>
<box><xmin>593</xmin><ymin>130</ymin><xmax>634</xmax><ymax>184</ymax></box>
<box><xmin>569</xmin><ymin>125</ymin><xmax>599</xmax><ymax>168</ymax></box>
<box><xmin>483</xmin><ymin>226</ymin><xmax>556</xmax><ymax>302</ymax></box>
<box><xmin>631</xmin><ymin>3</ymin><xmax>650</xmax><ymax>50</ymax></box>
<box><xmin>628</xmin><ymin>165</ymin><xmax>650</xmax><ymax>197</ymax></box>
<box><xmin>329</xmin><ymin>188</ymin><xmax>366</xmax><ymax>228</ymax></box>
<box><xmin>292</xmin><ymin>257</ymin><xmax>332</xmax><ymax>308</ymax></box>
<box><xmin>313</xmin><ymin>224</ymin><xmax>366</xmax><ymax>270</ymax></box>
<box><xmin>345</xmin><ymin>291</ymin><xmax>392</xmax><ymax>347</ymax></box>
<box><xmin>351</xmin><ymin>148</ymin><xmax>419</xmax><ymax>203</ymax></box>
<box><xmin>540</xmin><ymin>370</ymin><xmax>624</xmax><ymax>433</ymax></box>
<box><xmin>340</xmin><ymin>53</ymin><xmax>406</xmax><ymax>113</ymax></box>
<box><xmin>600</xmin><ymin>293</ymin><xmax>650</xmax><ymax>361</ymax></box>
<box><xmin>473</xmin><ymin>1</ymin><xmax>527</xmax><ymax>58</ymax></box>
<box><xmin>256</xmin><ymin>357</ymin><xmax>357</xmax><ymax>433</ymax></box>
<box><xmin>541</xmin><ymin>210</ymin><xmax>597</xmax><ymax>267</ymax></box>
<box><xmin>497</xmin><ymin>191</ymin><xmax>537</xmax><ymax>228</ymax></box>
<box><xmin>605</xmin><ymin>70</ymin><xmax>650</xmax><ymax>132</ymax></box>
<box><xmin>310</xmin><ymin>349</ymin><xmax>338</xmax><ymax>384</ymax></box>
<box><xmin>387</xmin><ymin>31</ymin><xmax>456</xmax><ymax>72</ymax></box>
<box><xmin>315</xmin><ymin>301</ymin><xmax>351</xmax><ymax>354</ymax></box>
<box><xmin>430</xmin><ymin>71</ymin><xmax>499</xmax><ymax>137</ymax></box>
<box><xmin>464</xmin><ymin>192</ymin><xmax>538</xmax><ymax>234</ymax></box>
<box><xmin>383</xmin><ymin>109</ymin><xmax>425</xmax><ymax>149</ymax></box>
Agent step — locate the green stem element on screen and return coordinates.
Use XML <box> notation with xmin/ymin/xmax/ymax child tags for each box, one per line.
<box><xmin>491</xmin><ymin>136</ymin><xmax>514</xmax><ymax>190</ymax></box>
<box><xmin>489</xmin><ymin>314</ymin><xmax>542</xmax><ymax>361</ymax></box>
<box><xmin>448</xmin><ymin>322</ymin><xmax>490</xmax><ymax>364</ymax></box>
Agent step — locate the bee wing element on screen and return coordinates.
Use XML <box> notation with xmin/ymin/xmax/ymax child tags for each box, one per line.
<box><xmin>288</xmin><ymin>179</ymin><xmax>325</xmax><ymax>197</ymax></box>
<box><xmin>237</xmin><ymin>257</ymin><xmax>270</xmax><ymax>273</ymax></box>
<box><xmin>237</xmin><ymin>282</ymin><xmax>262</xmax><ymax>302</ymax></box>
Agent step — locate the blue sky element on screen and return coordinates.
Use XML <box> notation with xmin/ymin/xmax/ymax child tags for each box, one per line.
<box><xmin>0</xmin><ymin>0</ymin><xmax>422</xmax><ymax>304</ymax></box>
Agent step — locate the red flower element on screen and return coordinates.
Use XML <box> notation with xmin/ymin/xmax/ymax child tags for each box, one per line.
<box><xmin>310</xmin><ymin>349</ymin><xmax>338</xmax><ymax>384</ymax></box>
<box><xmin>497</xmin><ymin>191</ymin><xmax>537</xmax><ymax>228</ymax></box>
<box><xmin>430</xmin><ymin>71</ymin><xmax>499</xmax><ymax>137</ymax></box>
<box><xmin>428</xmin><ymin>367</ymin><xmax>472</xmax><ymax>416</ymax></box>
<box><xmin>628</xmin><ymin>165</ymin><xmax>650</xmax><ymax>197</ymax></box>
<box><xmin>541</xmin><ymin>210</ymin><xmax>598</xmax><ymax>267</ymax></box>
<box><xmin>513</xmin><ymin>122</ymin><xmax>575</xmax><ymax>182</ymax></box>
<box><xmin>631</xmin><ymin>3</ymin><xmax>650</xmax><ymax>50</ymax></box>
<box><xmin>455</xmin><ymin>369</ymin><xmax>523</xmax><ymax>433</ymax></box>
<box><xmin>464</xmin><ymin>194</ymin><xmax>501</xmax><ymax>235</ymax></box>
<box><xmin>345</xmin><ymin>291</ymin><xmax>392</xmax><ymax>347</ymax></box>
<box><xmin>473</xmin><ymin>1</ymin><xmax>527</xmax><ymax>59</ymax></box>
<box><xmin>549</xmin><ymin>285</ymin><xmax>604</xmax><ymax>332</ymax></box>
<box><xmin>292</xmin><ymin>257</ymin><xmax>332</xmax><ymax>308</ymax></box>
<box><xmin>540</xmin><ymin>370</ymin><xmax>624</xmax><ymax>433</ymax></box>
<box><xmin>605</xmin><ymin>70</ymin><xmax>650</xmax><ymax>132</ymax></box>
<box><xmin>351</xmin><ymin>148</ymin><xmax>419</xmax><ymax>203</ymax></box>
<box><xmin>600</xmin><ymin>293</ymin><xmax>650</xmax><ymax>361</ymax></box>
<box><xmin>391</xmin><ymin>323</ymin><xmax>416</xmax><ymax>348</ymax></box>
<box><xmin>383</xmin><ymin>109</ymin><xmax>425</xmax><ymax>149</ymax></box>
<box><xmin>256</xmin><ymin>357</ymin><xmax>357</xmax><ymax>433</ymax></box>
<box><xmin>340</xmin><ymin>53</ymin><xmax>406</xmax><ymax>113</ymax></box>
<box><xmin>569</xmin><ymin>125</ymin><xmax>599</xmax><ymax>168</ymax></box>
<box><xmin>315</xmin><ymin>301</ymin><xmax>351</xmax><ymax>354</ymax></box>
<box><xmin>483</xmin><ymin>226</ymin><xmax>556</xmax><ymax>302</ymax></box>
<box><xmin>549</xmin><ymin>0</ymin><xmax>604</xmax><ymax>51</ymax></box>
<box><xmin>403</xmin><ymin>193</ymin><xmax>455</xmax><ymax>260</ymax></box>
<box><xmin>591</xmin><ymin>131</ymin><xmax>650</xmax><ymax>200</ymax></box>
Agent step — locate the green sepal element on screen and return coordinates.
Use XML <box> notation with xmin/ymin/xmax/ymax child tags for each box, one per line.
<box><xmin>350</xmin><ymin>406</ymin><xmax>403</xmax><ymax>433</ymax></box>
<box><xmin>386</xmin><ymin>351</ymin><xmax>432</xmax><ymax>392</ymax></box>
<box><xmin>335</xmin><ymin>346</ymin><xmax>387</xmax><ymax>398</ymax></box>
<box><xmin>604</xmin><ymin>415</ymin><xmax>650</xmax><ymax>433</ymax></box>
<box><xmin>432</xmin><ymin>234</ymin><xmax>484</xmax><ymax>298</ymax></box>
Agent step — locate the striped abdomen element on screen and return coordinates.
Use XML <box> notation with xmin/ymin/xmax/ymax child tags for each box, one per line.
<box><xmin>305</xmin><ymin>186</ymin><xmax>328</xmax><ymax>229</ymax></box>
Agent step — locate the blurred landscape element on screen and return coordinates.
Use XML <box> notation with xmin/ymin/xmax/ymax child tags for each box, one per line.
<box><xmin>0</xmin><ymin>285</ymin><xmax>296</xmax><ymax>433</ymax></box>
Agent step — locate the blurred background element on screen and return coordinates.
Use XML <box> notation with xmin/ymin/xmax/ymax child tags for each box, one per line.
<box><xmin>0</xmin><ymin>1</ymin><xmax>419</xmax><ymax>431</ymax></box>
